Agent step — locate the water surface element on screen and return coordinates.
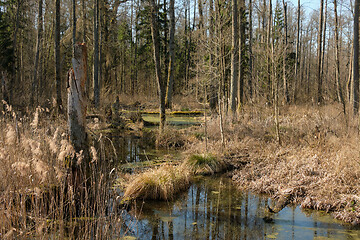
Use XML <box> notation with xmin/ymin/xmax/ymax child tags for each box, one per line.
<box><xmin>118</xmin><ymin>176</ymin><xmax>360</xmax><ymax>240</ymax></box>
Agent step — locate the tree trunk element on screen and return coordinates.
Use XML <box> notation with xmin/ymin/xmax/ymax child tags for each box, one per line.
<box><xmin>282</xmin><ymin>0</ymin><xmax>289</xmax><ymax>104</ymax></box>
<box><xmin>93</xmin><ymin>0</ymin><xmax>100</xmax><ymax>109</ymax></box>
<box><xmin>353</xmin><ymin>0</ymin><xmax>359</xmax><ymax>115</ymax></box>
<box><xmin>55</xmin><ymin>0</ymin><xmax>62</xmax><ymax>112</ymax></box>
<box><xmin>149</xmin><ymin>0</ymin><xmax>166</xmax><ymax>131</ymax></box>
<box><xmin>230</xmin><ymin>0</ymin><xmax>238</xmax><ymax>114</ymax></box>
<box><xmin>10</xmin><ymin>0</ymin><xmax>21</xmax><ymax>104</ymax></box>
<box><xmin>293</xmin><ymin>0</ymin><xmax>301</xmax><ymax>103</ymax></box>
<box><xmin>208</xmin><ymin>0</ymin><xmax>217</xmax><ymax>110</ymax></box>
<box><xmin>67</xmin><ymin>43</ymin><xmax>89</xmax><ymax>211</ymax></box>
<box><xmin>68</xmin><ymin>43</ymin><xmax>88</xmax><ymax>159</ymax></box>
<box><xmin>30</xmin><ymin>0</ymin><xmax>43</xmax><ymax>107</ymax></box>
<box><xmin>316</xmin><ymin>0</ymin><xmax>324</xmax><ymax>104</ymax></box>
<box><xmin>321</xmin><ymin>0</ymin><xmax>327</xmax><ymax>96</ymax></box>
<box><xmin>238</xmin><ymin>0</ymin><xmax>245</xmax><ymax>109</ymax></box>
<box><xmin>334</xmin><ymin>0</ymin><xmax>346</xmax><ymax>115</ymax></box>
<box><xmin>165</xmin><ymin>0</ymin><xmax>175</xmax><ymax>109</ymax></box>
<box><xmin>266</xmin><ymin>0</ymin><xmax>272</xmax><ymax>103</ymax></box>
<box><xmin>248</xmin><ymin>0</ymin><xmax>253</xmax><ymax>101</ymax></box>
<box><xmin>82</xmin><ymin>0</ymin><xmax>86</xmax><ymax>42</ymax></box>
<box><xmin>73</xmin><ymin>0</ymin><xmax>76</xmax><ymax>54</ymax></box>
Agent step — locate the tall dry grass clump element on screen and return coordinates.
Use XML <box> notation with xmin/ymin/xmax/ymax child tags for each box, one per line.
<box><xmin>0</xmin><ymin>102</ymin><xmax>120</xmax><ymax>239</ymax></box>
<box><xmin>123</xmin><ymin>164</ymin><xmax>191</xmax><ymax>201</ymax></box>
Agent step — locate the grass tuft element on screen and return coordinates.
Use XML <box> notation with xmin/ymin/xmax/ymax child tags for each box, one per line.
<box><xmin>123</xmin><ymin>164</ymin><xmax>191</xmax><ymax>201</ymax></box>
<box><xmin>185</xmin><ymin>154</ymin><xmax>223</xmax><ymax>175</ymax></box>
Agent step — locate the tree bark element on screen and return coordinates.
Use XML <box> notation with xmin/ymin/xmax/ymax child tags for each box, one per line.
<box><xmin>55</xmin><ymin>0</ymin><xmax>62</xmax><ymax>112</ymax></box>
<box><xmin>68</xmin><ymin>43</ymin><xmax>88</xmax><ymax>160</ymax></box>
<box><xmin>334</xmin><ymin>0</ymin><xmax>346</xmax><ymax>115</ymax></box>
<box><xmin>238</xmin><ymin>0</ymin><xmax>246</xmax><ymax>108</ymax></box>
<box><xmin>67</xmin><ymin>43</ymin><xmax>89</xmax><ymax>211</ymax></box>
<box><xmin>30</xmin><ymin>0</ymin><xmax>43</xmax><ymax>107</ymax></box>
<box><xmin>82</xmin><ymin>0</ymin><xmax>86</xmax><ymax>42</ymax></box>
<box><xmin>317</xmin><ymin>0</ymin><xmax>324</xmax><ymax>104</ymax></box>
<box><xmin>149</xmin><ymin>0</ymin><xmax>166</xmax><ymax>131</ymax></box>
<box><xmin>282</xmin><ymin>0</ymin><xmax>289</xmax><ymax>104</ymax></box>
<box><xmin>93</xmin><ymin>0</ymin><xmax>100</xmax><ymax>109</ymax></box>
<box><xmin>230</xmin><ymin>0</ymin><xmax>238</xmax><ymax>114</ymax></box>
<box><xmin>293</xmin><ymin>0</ymin><xmax>301</xmax><ymax>102</ymax></box>
<box><xmin>165</xmin><ymin>0</ymin><xmax>175</xmax><ymax>109</ymax></box>
<box><xmin>73</xmin><ymin>0</ymin><xmax>76</xmax><ymax>54</ymax></box>
<box><xmin>10</xmin><ymin>0</ymin><xmax>21</xmax><ymax>104</ymax></box>
<box><xmin>248</xmin><ymin>0</ymin><xmax>253</xmax><ymax>101</ymax></box>
<box><xmin>266</xmin><ymin>0</ymin><xmax>272</xmax><ymax>103</ymax></box>
<box><xmin>353</xmin><ymin>0</ymin><xmax>359</xmax><ymax>114</ymax></box>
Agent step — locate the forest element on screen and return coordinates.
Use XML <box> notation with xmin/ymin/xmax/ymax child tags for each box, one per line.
<box><xmin>1</xmin><ymin>0</ymin><xmax>360</xmax><ymax>239</ymax></box>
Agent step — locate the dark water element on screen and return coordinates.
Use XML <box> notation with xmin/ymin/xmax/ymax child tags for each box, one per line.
<box><xmin>118</xmin><ymin>176</ymin><xmax>359</xmax><ymax>240</ymax></box>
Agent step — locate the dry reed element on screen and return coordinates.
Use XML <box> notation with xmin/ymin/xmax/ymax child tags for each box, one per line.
<box><xmin>0</xmin><ymin>102</ymin><xmax>121</xmax><ymax>238</ymax></box>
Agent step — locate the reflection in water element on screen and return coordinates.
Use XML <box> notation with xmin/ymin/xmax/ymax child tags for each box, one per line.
<box><xmin>118</xmin><ymin>177</ymin><xmax>359</xmax><ymax>240</ymax></box>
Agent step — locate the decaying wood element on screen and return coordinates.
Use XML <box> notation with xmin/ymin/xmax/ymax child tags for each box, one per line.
<box><xmin>67</xmin><ymin>43</ymin><xmax>88</xmax><ymax>162</ymax></box>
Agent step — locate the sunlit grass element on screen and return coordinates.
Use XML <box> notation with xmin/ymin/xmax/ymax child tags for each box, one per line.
<box><xmin>185</xmin><ymin>153</ymin><xmax>224</xmax><ymax>175</ymax></box>
<box><xmin>123</xmin><ymin>164</ymin><xmax>191</xmax><ymax>201</ymax></box>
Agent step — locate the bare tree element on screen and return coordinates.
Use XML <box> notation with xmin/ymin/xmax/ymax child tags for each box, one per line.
<box><xmin>93</xmin><ymin>0</ymin><xmax>100</xmax><ymax>109</ymax></box>
<box><xmin>238</xmin><ymin>0</ymin><xmax>246</xmax><ymax>107</ymax></box>
<box><xmin>73</xmin><ymin>0</ymin><xmax>76</xmax><ymax>54</ymax></box>
<box><xmin>293</xmin><ymin>0</ymin><xmax>301</xmax><ymax>102</ymax></box>
<box><xmin>230</xmin><ymin>0</ymin><xmax>238</xmax><ymax>114</ymax></box>
<box><xmin>317</xmin><ymin>0</ymin><xmax>324</xmax><ymax>104</ymax></box>
<box><xmin>30</xmin><ymin>0</ymin><xmax>43</xmax><ymax>106</ymax></box>
<box><xmin>55</xmin><ymin>0</ymin><xmax>62</xmax><ymax>112</ymax></box>
<box><xmin>166</xmin><ymin>0</ymin><xmax>175</xmax><ymax>108</ymax></box>
<box><xmin>353</xmin><ymin>0</ymin><xmax>359</xmax><ymax>114</ymax></box>
<box><xmin>248</xmin><ymin>0</ymin><xmax>253</xmax><ymax>101</ymax></box>
<box><xmin>149</xmin><ymin>0</ymin><xmax>166</xmax><ymax>130</ymax></box>
<box><xmin>10</xmin><ymin>0</ymin><xmax>22</xmax><ymax>104</ymax></box>
<box><xmin>333</xmin><ymin>0</ymin><xmax>346</xmax><ymax>115</ymax></box>
<box><xmin>282</xmin><ymin>0</ymin><xmax>289</xmax><ymax>104</ymax></box>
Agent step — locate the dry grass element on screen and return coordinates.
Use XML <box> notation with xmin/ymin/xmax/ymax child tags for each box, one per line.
<box><xmin>123</xmin><ymin>164</ymin><xmax>191</xmax><ymax>201</ymax></box>
<box><xmin>186</xmin><ymin>103</ymin><xmax>360</xmax><ymax>225</ymax></box>
<box><xmin>185</xmin><ymin>153</ymin><xmax>225</xmax><ymax>175</ymax></box>
<box><xmin>155</xmin><ymin>128</ymin><xmax>188</xmax><ymax>149</ymax></box>
<box><xmin>0</xmin><ymin>102</ymin><xmax>120</xmax><ymax>238</ymax></box>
